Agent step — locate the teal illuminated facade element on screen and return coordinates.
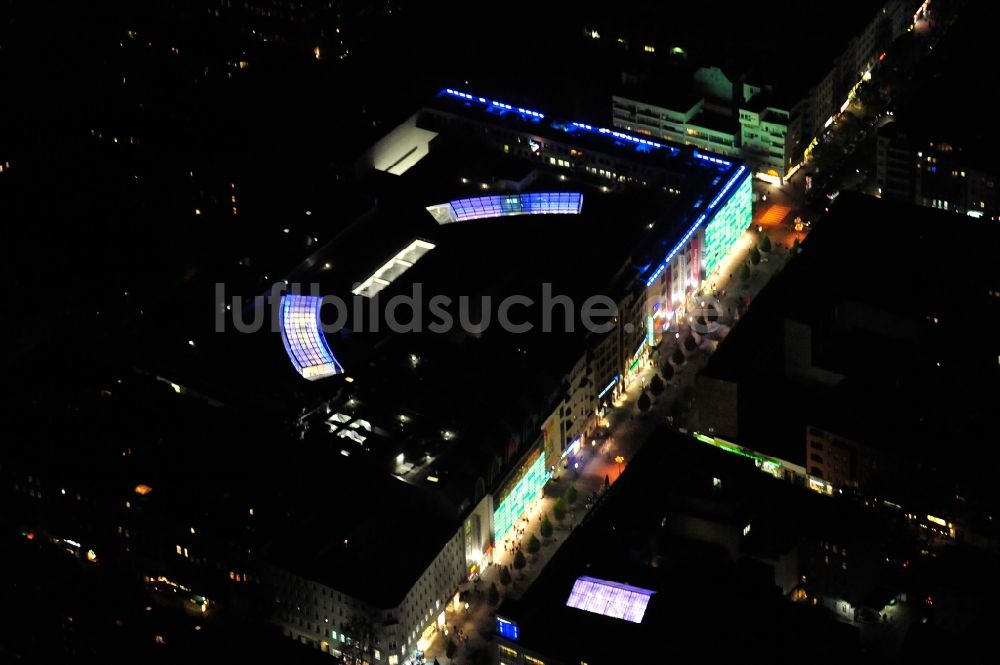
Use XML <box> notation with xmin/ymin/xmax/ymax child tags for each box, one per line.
<box><xmin>493</xmin><ymin>449</ymin><xmax>547</xmax><ymax>544</ymax></box>
<box><xmin>702</xmin><ymin>171</ymin><xmax>753</xmax><ymax>277</ymax></box>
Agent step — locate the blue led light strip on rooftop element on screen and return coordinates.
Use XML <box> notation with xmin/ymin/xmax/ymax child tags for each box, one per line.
<box><xmin>644</xmin><ymin>165</ymin><xmax>748</xmax><ymax>287</ymax></box>
<box><xmin>693</xmin><ymin>150</ymin><xmax>733</xmax><ymax>168</ymax></box>
<box><xmin>279</xmin><ymin>294</ymin><xmax>344</xmax><ymax>381</ymax></box>
<box><xmin>429</xmin><ymin>192</ymin><xmax>583</xmax><ymax>224</ymax></box>
<box><xmin>565</xmin><ymin>122</ymin><xmax>681</xmax><ymax>156</ymax></box>
<box><xmin>441</xmin><ymin>88</ymin><xmax>545</xmax><ymax>119</ymax></box>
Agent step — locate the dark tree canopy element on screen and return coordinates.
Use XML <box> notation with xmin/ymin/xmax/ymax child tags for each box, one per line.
<box><xmin>564</xmin><ymin>484</ymin><xmax>578</xmax><ymax>504</ymax></box>
<box><xmin>540</xmin><ymin>515</ymin><xmax>553</xmax><ymax>539</ymax></box>
<box><xmin>487</xmin><ymin>582</ymin><xmax>500</xmax><ymax>605</ymax></box>
<box><xmin>672</xmin><ymin>347</ymin><xmax>685</xmax><ymax>365</ymax></box>
<box><xmin>553</xmin><ymin>497</ymin><xmax>567</xmax><ymax>522</ymax></box>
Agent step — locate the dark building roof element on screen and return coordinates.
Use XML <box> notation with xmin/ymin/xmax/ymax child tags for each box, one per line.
<box><xmin>496</xmin><ymin>427</ymin><xmax>863</xmax><ymax>664</ymax></box>
<box><xmin>878</xmin><ymin>1</ymin><xmax>999</xmax><ymax>173</ymax></box>
<box><xmin>614</xmin><ymin>77</ymin><xmax>704</xmax><ymax>114</ymax></box>
<box><xmin>700</xmin><ymin>193</ymin><xmax>1000</xmax><ymax>497</ymax></box>
<box><xmin>579</xmin><ymin>0</ymin><xmax>888</xmax><ymax>100</ymax></box>
<box><xmin>7</xmin><ymin>86</ymin><xmax>748</xmax><ymax>611</ymax></box>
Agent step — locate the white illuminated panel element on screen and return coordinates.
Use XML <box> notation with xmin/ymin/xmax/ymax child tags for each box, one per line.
<box><xmin>565</xmin><ymin>576</ymin><xmax>654</xmax><ymax>623</ymax></box>
<box><xmin>353</xmin><ymin>239</ymin><xmax>435</xmax><ymax>298</ymax></box>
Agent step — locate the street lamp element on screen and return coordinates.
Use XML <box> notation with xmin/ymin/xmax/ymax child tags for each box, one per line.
<box><xmin>615</xmin><ymin>455</ymin><xmax>625</xmax><ymax>475</ymax></box>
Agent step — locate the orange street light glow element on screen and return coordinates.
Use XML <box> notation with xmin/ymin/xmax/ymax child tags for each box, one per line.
<box><xmin>757</xmin><ymin>204</ymin><xmax>790</xmax><ymax>227</ymax></box>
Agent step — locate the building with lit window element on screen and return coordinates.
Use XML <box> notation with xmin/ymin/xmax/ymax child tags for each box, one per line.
<box><xmin>0</xmin><ymin>85</ymin><xmax>752</xmax><ymax>665</ymax></box>
<box><xmin>492</xmin><ymin>427</ymin><xmax>863</xmax><ymax>665</ymax></box>
<box><xmin>594</xmin><ymin>0</ymin><xmax>923</xmax><ymax>177</ymax></box>
<box><xmin>389</xmin><ymin>86</ymin><xmax>753</xmax><ymax>415</ymax></box>
<box><xmin>254</xmin><ymin>87</ymin><xmax>754</xmax><ymax>660</ymax></box>
<box><xmin>612</xmin><ymin>79</ymin><xmax>800</xmax><ymax>179</ymax></box>
<box><xmin>876</xmin><ymin>112</ymin><xmax>998</xmax><ymax>220</ymax></box>
<box><xmin>697</xmin><ymin>194</ymin><xmax>1000</xmax><ymax>538</ymax></box>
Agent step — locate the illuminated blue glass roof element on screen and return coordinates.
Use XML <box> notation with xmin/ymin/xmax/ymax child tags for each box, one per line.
<box><xmin>279</xmin><ymin>294</ymin><xmax>343</xmax><ymax>381</ymax></box>
<box><xmin>565</xmin><ymin>576</ymin><xmax>655</xmax><ymax>623</ymax></box>
<box><xmin>426</xmin><ymin>192</ymin><xmax>583</xmax><ymax>224</ymax></box>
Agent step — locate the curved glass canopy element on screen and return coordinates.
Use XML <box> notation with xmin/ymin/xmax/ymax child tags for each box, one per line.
<box><xmin>279</xmin><ymin>294</ymin><xmax>343</xmax><ymax>380</ymax></box>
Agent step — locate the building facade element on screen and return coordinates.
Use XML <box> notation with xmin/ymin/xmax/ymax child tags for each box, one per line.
<box><xmin>613</xmin><ymin>84</ymin><xmax>795</xmax><ymax>178</ymax></box>
<box><xmin>613</xmin><ymin>0</ymin><xmax>923</xmax><ymax>178</ymax></box>
<box><xmin>273</xmin><ymin>526</ymin><xmax>468</xmax><ymax>664</ymax></box>
<box><xmin>876</xmin><ymin>130</ymin><xmax>998</xmax><ymax>218</ymax></box>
